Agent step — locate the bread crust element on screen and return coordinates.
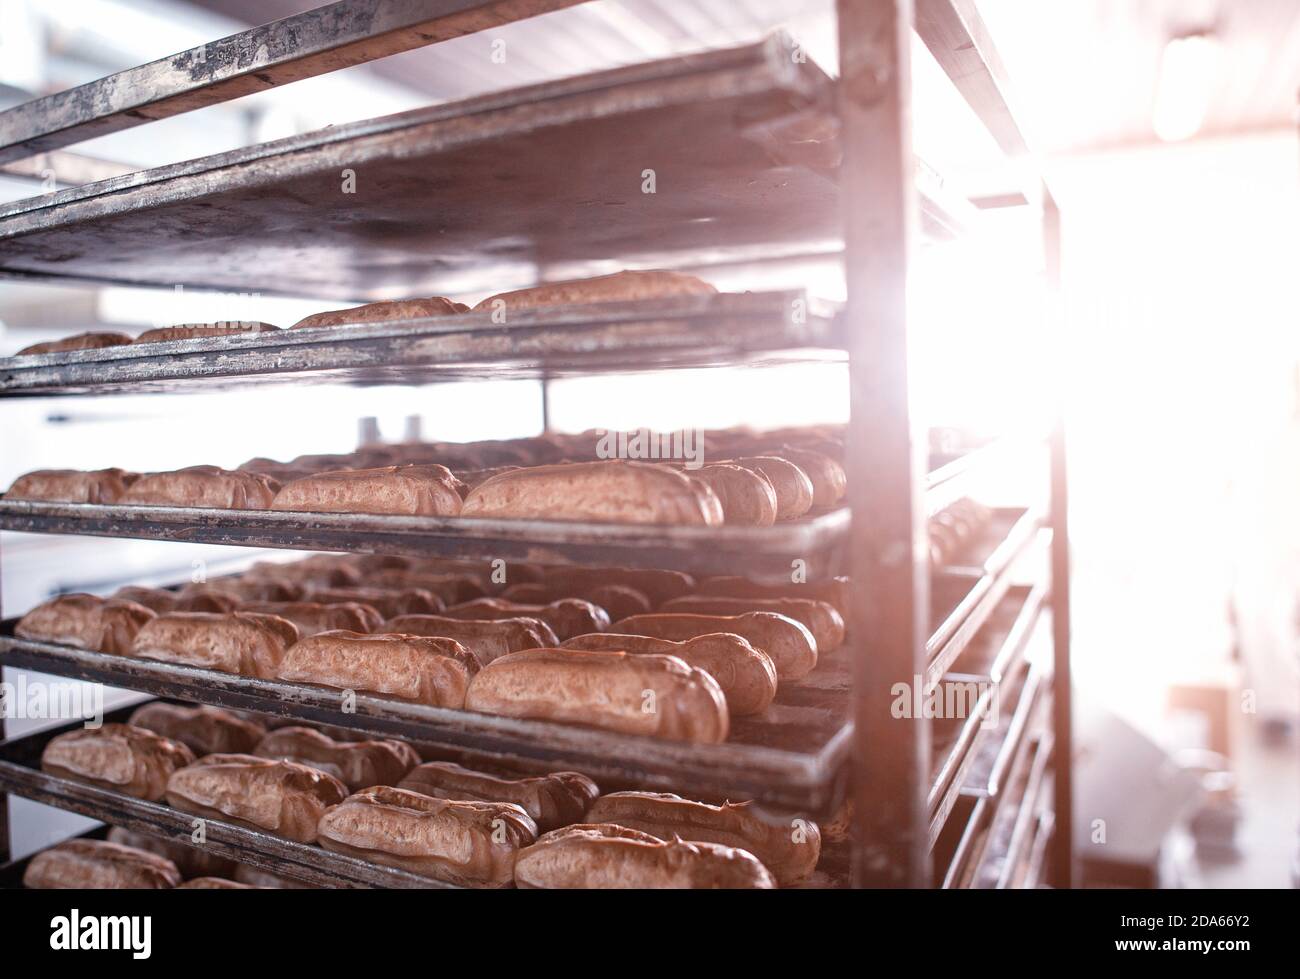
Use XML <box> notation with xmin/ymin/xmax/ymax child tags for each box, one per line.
<box><xmin>532</xmin><ymin>566</ymin><xmax>695</xmax><ymax>607</ymax></box>
<box><xmin>585</xmin><ymin>791</ymin><xmax>821</xmax><ymax>885</ymax></box>
<box><xmin>254</xmin><ymin>726</ymin><xmax>419</xmax><ymax>791</ymax></box>
<box><xmin>462</xmin><ymin>461</ymin><xmax>722</xmax><ymax>526</ymax></box>
<box><xmin>16</xmin><ymin>593</ymin><xmax>155</xmax><ymax>655</ymax></box>
<box><xmin>6</xmin><ymin>467</ymin><xmax>138</xmax><ymax>503</ymax></box>
<box><xmin>23</xmin><ymin>840</ymin><xmax>182</xmax><ymax>889</ymax></box>
<box><xmin>291</xmin><ymin>296</ymin><xmax>460</xmax><ymax>330</ymax></box>
<box><xmin>383</xmin><ymin>613</ymin><xmax>557</xmax><ymax>663</ymax></box>
<box><xmin>560</xmin><ymin>632</ymin><xmax>777</xmax><ymax>715</ymax></box>
<box><xmin>41</xmin><ymin>723</ymin><xmax>196</xmax><ymax>800</ymax></box>
<box><xmin>683</xmin><ymin>463</ymin><xmax>778</xmax><ymax>526</ymax></box>
<box><xmin>443</xmin><ymin>596</ymin><xmax>608</xmax><ymax>641</ymax></box>
<box><xmin>17</xmin><ymin>331</ymin><xmax>134</xmax><ymax>355</ymax></box>
<box><xmin>724</xmin><ymin>456</ymin><xmax>814</xmax><ymax>520</ymax></box>
<box><xmin>128</xmin><ymin>702</ymin><xmax>266</xmax><ymax>756</ymax></box>
<box><xmin>514</xmin><ymin>823</ymin><xmax>776</xmax><ymax>889</ymax></box>
<box><xmin>305</xmin><ymin>587</ymin><xmax>442</xmax><ymax>619</ymax></box>
<box><xmin>473</xmin><ymin>269</ymin><xmax>714</xmax><ymax>312</ymax></box>
<box><xmin>695</xmin><ymin>575</ymin><xmax>851</xmax><ymax>619</ymax></box>
<box><xmin>770</xmin><ymin>446</ymin><xmax>847</xmax><ymax>507</ymax></box>
<box><xmin>106</xmin><ymin>826</ymin><xmax>236</xmax><ymax>880</ymax></box>
<box><xmin>613</xmin><ymin>611</ymin><xmax>818</xmax><ymax>680</ymax></box>
<box><xmin>316</xmin><ymin>785</ymin><xmax>538</xmax><ymax>887</ymax></box>
<box><xmin>660</xmin><ymin>595</ymin><xmax>846</xmax><ymax>651</ymax></box>
<box><xmin>121</xmin><ymin>465</ymin><xmax>279</xmax><ymax>509</ymax></box>
<box><xmin>130</xmin><ymin>611</ymin><xmax>298</xmax><ymax>678</ymax></box>
<box><xmin>271</xmin><ymin>464</ymin><xmax>463</xmax><ymax>516</ymax></box>
<box><xmin>240</xmin><ymin>600</ymin><xmax>381</xmax><ymax>637</ymax></box>
<box><xmin>398</xmin><ymin>761</ymin><xmax>597</xmax><ymax>832</ymax></box>
<box><xmin>133</xmin><ymin>322</ymin><xmax>278</xmax><ymax>343</ymax></box>
<box><xmin>275</xmin><ymin>631</ymin><xmax>480</xmax><ymax>707</ymax></box>
<box><xmin>466</xmin><ymin>647</ymin><xmax>729</xmax><ymax>743</ymax></box>
<box><xmin>165</xmin><ymin>753</ymin><xmax>347</xmax><ymax>842</ymax></box>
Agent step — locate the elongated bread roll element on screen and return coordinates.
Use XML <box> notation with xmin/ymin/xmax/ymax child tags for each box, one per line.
<box><xmin>383</xmin><ymin>613</ymin><xmax>558</xmax><ymax>663</ymax></box>
<box><xmin>41</xmin><ymin>723</ymin><xmax>195</xmax><ymax>800</ymax></box>
<box><xmin>130</xmin><ymin>611</ymin><xmax>298</xmax><ymax>678</ymax></box>
<box><xmin>305</xmin><ymin>587</ymin><xmax>442</xmax><ymax>619</ymax></box>
<box><xmin>6</xmin><ymin>467</ymin><xmax>138</xmax><ymax>503</ymax></box>
<box><xmin>17</xmin><ymin>331</ymin><xmax>134</xmax><ymax>356</ymax></box>
<box><xmin>115</xmin><ymin>585</ymin><xmax>240</xmax><ymax>614</ymax></box>
<box><xmin>128</xmin><ymin>702</ymin><xmax>266</xmax><ymax>756</ymax></box>
<box><xmin>613</xmin><ymin>612</ymin><xmax>818</xmax><ymax>680</ymax></box>
<box><xmin>443</xmin><ymin>597</ymin><xmax>608</xmax><ymax>641</ymax></box>
<box><xmin>660</xmin><ymin>595</ymin><xmax>846</xmax><ymax>651</ymax></box>
<box><xmin>533</xmin><ymin>566</ymin><xmax>695</xmax><ymax>606</ymax></box>
<box><xmin>723</xmin><ymin>456</ymin><xmax>814</xmax><ymax>520</ymax></box>
<box><xmin>16</xmin><ymin>593</ymin><xmax>155</xmax><ymax>654</ymax></box>
<box><xmin>121</xmin><ymin>465</ymin><xmax>280</xmax><ymax>509</ymax></box>
<box><xmin>585</xmin><ymin>791</ymin><xmax>821</xmax><ymax>885</ymax></box>
<box><xmin>133</xmin><ymin>322</ymin><xmax>278</xmax><ymax>343</ymax></box>
<box><xmin>166</xmin><ymin>753</ymin><xmax>347</xmax><ymax>842</ymax></box>
<box><xmin>680</xmin><ymin>463</ymin><xmax>778</xmax><ymax>526</ymax></box>
<box><xmin>271</xmin><ymin>465</ymin><xmax>463</xmax><ymax>516</ymax></box>
<box><xmin>695</xmin><ymin>575</ymin><xmax>851</xmax><ymax>619</ymax></box>
<box><xmin>560</xmin><ymin>632</ymin><xmax>776</xmax><ymax>715</ymax></box>
<box><xmin>462</xmin><ymin>461</ymin><xmax>722</xmax><ymax>526</ymax></box>
<box><xmin>241</xmin><ymin>600</ymin><xmax>382</xmax><ymax>637</ymax></box>
<box><xmin>473</xmin><ymin>269</ymin><xmax>714</xmax><ymax>312</ymax></box>
<box><xmin>770</xmin><ymin>446</ymin><xmax>846</xmax><ymax>507</ymax></box>
<box><xmin>107</xmin><ymin>826</ymin><xmax>236</xmax><ymax>880</ymax></box>
<box><xmin>398</xmin><ymin>761</ymin><xmax>598</xmax><ymax>832</ymax></box>
<box><xmin>23</xmin><ymin>840</ymin><xmax>181</xmax><ymax>890</ymax></box>
<box><xmin>110</xmin><ymin>586</ymin><xmax>179</xmax><ymax>613</ymax></box>
<box><xmin>291</xmin><ymin>296</ymin><xmax>460</xmax><ymax>330</ymax></box>
<box><xmin>466</xmin><ymin>648</ymin><xmax>728</xmax><ymax>743</ymax></box>
<box><xmin>364</xmin><ymin>569</ymin><xmax>487</xmax><ymax>604</ymax></box>
<box><xmin>514</xmin><ymin>823</ymin><xmax>776</xmax><ymax>889</ymax></box>
<box><xmin>193</xmin><ymin>578</ymin><xmax>304</xmax><ymax>602</ymax></box>
<box><xmin>254</xmin><ymin>726</ymin><xmax>419</xmax><ymax>791</ymax></box>
<box><xmin>501</xmin><ymin>582</ymin><xmax>651</xmax><ymax>621</ymax></box>
<box><xmin>316</xmin><ymin>785</ymin><xmax>538</xmax><ymax>887</ymax></box>
<box><xmin>275</xmin><ymin>631</ymin><xmax>480</xmax><ymax>707</ymax></box>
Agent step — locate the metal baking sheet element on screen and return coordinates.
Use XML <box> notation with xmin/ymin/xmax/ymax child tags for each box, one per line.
<box><xmin>0</xmin><ymin>35</ymin><xmax>968</xmax><ymax>302</ymax></box>
<box><xmin>0</xmin><ymin>290</ymin><xmax>842</xmax><ymax>398</ymax></box>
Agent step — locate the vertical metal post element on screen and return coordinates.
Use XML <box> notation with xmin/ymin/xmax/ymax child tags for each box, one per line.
<box><xmin>1043</xmin><ymin>188</ymin><xmax>1073</xmax><ymax>888</ymax></box>
<box><xmin>837</xmin><ymin>0</ymin><xmax>932</xmax><ymax>887</ymax></box>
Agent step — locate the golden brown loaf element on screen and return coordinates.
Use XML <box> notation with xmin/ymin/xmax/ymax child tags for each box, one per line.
<box><xmin>15</xmin><ymin>593</ymin><xmax>155</xmax><ymax>655</ymax></box>
<box><xmin>240</xmin><ymin>600</ymin><xmax>382</xmax><ymax>637</ymax></box>
<box><xmin>271</xmin><ymin>465</ymin><xmax>463</xmax><ymax>516</ymax></box>
<box><xmin>23</xmin><ymin>840</ymin><xmax>182</xmax><ymax>889</ymax></box>
<box><xmin>560</xmin><ymin>632</ymin><xmax>777</xmax><ymax>716</ymax></box>
<box><xmin>316</xmin><ymin>785</ymin><xmax>538</xmax><ymax>887</ymax></box>
<box><xmin>383</xmin><ymin>613</ymin><xmax>558</xmax><ymax>663</ymax></box>
<box><xmin>120</xmin><ymin>465</ymin><xmax>280</xmax><ymax>509</ymax></box>
<box><xmin>695</xmin><ymin>575</ymin><xmax>851</xmax><ymax>619</ymax></box>
<box><xmin>398</xmin><ymin>761</ymin><xmax>599</xmax><ymax>832</ymax></box>
<box><xmin>503</xmin><ymin>582</ymin><xmax>652</xmax><ymax>621</ymax></box>
<box><xmin>472</xmin><ymin>270</ymin><xmax>715</xmax><ymax>312</ymax></box>
<box><xmin>770</xmin><ymin>446</ymin><xmax>847</xmax><ymax>507</ymax></box>
<box><xmin>107</xmin><ymin>826</ymin><xmax>236</xmax><ymax>880</ymax></box>
<box><xmin>363</xmin><ymin>568</ymin><xmax>486</xmax><ymax>604</ymax></box>
<box><xmin>165</xmin><ymin>753</ymin><xmax>348</xmax><ymax>843</ymax></box>
<box><xmin>6</xmin><ymin>467</ymin><xmax>138</xmax><ymax>504</ymax></box>
<box><xmin>130</xmin><ymin>611</ymin><xmax>299</xmax><ymax>678</ymax></box>
<box><xmin>275</xmin><ymin>631</ymin><xmax>481</xmax><ymax>707</ymax></box>
<box><xmin>660</xmin><ymin>595</ymin><xmax>846</xmax><ymax>651</ymax></box>
<box><xmin>533</xmin><ymin>566</ymin><xmax>695</xmax><ymax>606</ymax></box>
<box><xmin>465</xmin><ymin>647</ymin><xmax>729</xmax><ymax>743</ymax></box>
<box><xmin>290</xmin><ymin>296</ymin><xmax>460</xmax><ymax>330</ymax></box>
<box><xmin>41</xmin><ymin>723</ymin><xmax>196</xmax><ymax>800</ymax></box>
<box><xmin>680</xmin><ymin>463</ymin><xmax>778</xmax><ymax>526</ymax></box>
<box><xmin>305</xmin><ymin>586</ymin><xmax>443</xmax><ymax>619</ymax></box>
<box><xmin>723</xmin><ymin>456</ymin><xmax>814</xmax><ymax>521</ymax></box>
<box><xmin>133</xmin><ymin>322</ymin><xmax>278</xmax><ymax>343</ymax></box>
<box><xmin>110</xmin><ymin>586</ymin><xmax>179</xmax><ymax>613</ymax></box>
<box><xmin>461</xmin><ymin>461</ymin><xmax>723</xmax><ymax>525</ymax></box>
<box><xmin>254</xmin><ymin>726</ymin><xmax>419</xmax><ymax>791</ymax></box>
<box><xmin>443</xmin><ymin>596</ymin><xmax>609</xmax><ymax>641</ymax></box>
<box><xmin>128</xmin><ymin>702</ymin><xmax>266</xmax><ymax>756</ymax></box>
<box><xmin>16</xmin><ymin>331</ymin><xmax>134</xmax><ymax>355</ymax></box>
<box><xmin>513</xmin><ymin>823</ymin><xmax>776</xmax><ymax>889</ymax></box>
<box><xmin>585</xmin><ymin>791</ymin><xmax>821</xmax><ymax>885</ymax></box>
<box><xmin>614</xmin><ymin>611</ymin><xmax>818</xmax><ymax>681</ymax></box>
<box><xmin>194</xmin><ymin>578</ymin><xmax>304</xmax><ymax>603</ymax></box>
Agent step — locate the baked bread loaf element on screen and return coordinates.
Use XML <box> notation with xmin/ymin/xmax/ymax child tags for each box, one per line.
<box><xmin>614</xmin><ymin>612</ymin><xmax>818</xmax><ymax>680</ymax></box>
<box><xmin>472</xmin><ymin>270</ymin><xmax>715</xmax><ymax>312</ymax></box>
<box><xmin>115</xmin><ymin>585</ymin><xmax>241</xmax><ymax>614</ymax></box>
<box><xmin>305</xmin><ymin>586</ymin><xmax>443</xmax><ymax>619</ymax></box>
<box><xmin>680</xmin><ymin>463</ymin><xmax>778</xmax><ymax>526</ymax></box>
<box><xmin>254</xmin><ymin>726</ymin><xmax>419</xmax><ymax>791</ymax></box>
<box><xmin>660</xmin><ymin>595</ymin><xmax>846</xmax><ymax>651</ymax></box>
<box><xmin>133</xmin><ymin>322</ymin><xmax>278</xmax><ymax>343</ymax></box>
<box><xmin>383</xmin><ymin>613</ymin><xmax>558</xmax><ymax>663</ymax></box>
<box><xmin>443</xmin><ymin>596</ymin><xmax>609</xmax><ymax>641</ymax></box>
<box><xmin>128</xmin><ymin>702</ymin><xmax>266</xmax><ymax>756</ymax></box>
<box><xmin>6</xmin><ymin>467</ymin><xmax>138</xmax><ymax>503</ymax></box>
<box><xmin>585</xmin><ymin>791</ymin><xmax>821</xmax><ymax>885</ymax></box>
<box><xmin>165</xmin><ymin>753</ymin><xmax>347</xmax><ymax>842</ymax></box>
<box><xmin>17</xmin><ymin>331</ymin><xmax>134</xmax><ymax>355</ymax></box>
<box><xmin>398</xmin><ymin>761</ymin><xmax>598</xmax><ymax>832</ymax></box>
<box><xmin>194</xmin><ymin>578</ymin><xmax>304</xmax><ymax>603</ymax></box>
<box><xmin>723</xmin><ymin>457</ymin><xmax>814</xmax><ymax>521</ymax></box>
<box><xmin>513</xmin><ymin>823</ymin><xmax>776</xmax><ymax>889</ymax></box>
<box><xmin>499</xmin><ymin>582</ymin><xmax>651</xmax><ymax>622</ymax></box>
<box><xmin>271</xmin><ymin>465</ymin><xmax>463</xmax><ymax>516</ymax></box>
<box><xmin>41</xmin><ymin>723</ymin><xmax>195</xmax><ymax>800</ymax></box>
<box><xmin>316</xmin><ymin>785</ymin><xmax>538</xmax><ymax>887</ymax></box>
<box><xmin>560</xmin><ymin>632</ymin><xmax>777</xmax><ymax>716</ymax></box>
<box><xmin>466</xmin><ymin>648</ymin><xmax>728</xmax><ymax>743</ymax></box>
<box><xmin>290</xmin><ymin>296</ymin><xmax>460</xmax><ymax>330</ymax></box>
<box><xmin>23</xmin><ymin>840</ymin><xmax>181</xmax><ymax>889</ymax></box>
<box><xmin>120</xmin><ymin>465</ymin><xmax>279</xmax><ymax>509</ymax></box>
<box><xmin>461</xmin><ymin>461</ymin><xmax>722</xmax><ymax>526</ymax></box>
<box><xmin>130</xmin><ymin>612</ymin><xmax>298</xmax><ymax>678</ymax></box>
<box><xmin>363</xmin><ymin>569</ymin><xmax>486</xmax><ymax>604</ymax></box>
<box><xmin>531</xmin><ymin>566</ymin><xmax>695</xmax><ymax>606</ymax></box>
<box><xmin>695</xmin><ymin>575</ymin><xmax>851</xmax><ymax>619</ymax></box>
<box><xmin>770</xmin><ymin>446</ymin><xmax>846</xmax><ymax>507</ymax></box>
<box><xmin>109</xmin><ymin>586</ymin><xmax>179</xmax><ymax>613</ymax></box>
<box><xmin>275</xmin><ymin>631</ymin><xmax>480</xmax><ymax>707</ymax></box>
<box><xmin>107</xmin><ymin>826</ymin><xmax>236</xmax><ymax>880</ymax></box>
<box><xmin>16</xmin><ymin>593</ymin><xmax>155</xmax><ymax>654</ymax></box>
<box><xmin>240</xmin><ymin>600</ymin><xmax>382</xmax><ymax>637</ymax></box>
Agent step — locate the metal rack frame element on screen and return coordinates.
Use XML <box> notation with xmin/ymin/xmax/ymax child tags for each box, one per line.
<box><xmin>0</xmin><ymin>0</ymin><xmax>1071</xmax><ymax>889</ymax></box>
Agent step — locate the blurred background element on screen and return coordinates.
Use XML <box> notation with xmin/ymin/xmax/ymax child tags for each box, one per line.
<box><xmin>0</xmin><ymin>0</ymin><xmax>1296</xmax><ymax>885</ymax></box>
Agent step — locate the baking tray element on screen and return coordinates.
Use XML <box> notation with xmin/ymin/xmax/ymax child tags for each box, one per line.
<box><xmin>0</xmin><ymin>35</ymin><xmax>969</xmax><ymax>304</ymax></box>
<box><xmin>0</xmin><ymin>290</ymin><xmax>842</xmax><ymax>398</ymax></box>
